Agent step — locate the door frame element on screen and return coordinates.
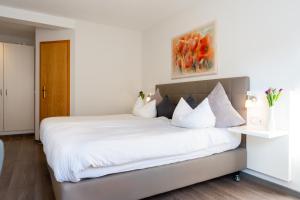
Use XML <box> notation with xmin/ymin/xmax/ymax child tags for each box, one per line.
<box><xmin>39</xmin><ymin>40</ymin><xmax>70</xmax><ymax>122</ymax></box>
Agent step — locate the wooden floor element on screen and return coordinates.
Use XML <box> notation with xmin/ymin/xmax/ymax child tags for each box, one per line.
<box><xmin>0</xmin><ymin>134</ymin><xmax>299</xmax><ymax>200</ymax></box>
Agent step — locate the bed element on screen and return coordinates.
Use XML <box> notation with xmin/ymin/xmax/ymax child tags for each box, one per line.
<box><xmin>42</xmin><ymin>76</ymin><xmax>249</xmax><ymax>200</ymax></box>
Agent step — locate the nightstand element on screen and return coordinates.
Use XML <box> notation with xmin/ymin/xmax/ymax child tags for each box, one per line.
<box><xmin>228</xmin><ymin>125</ymin><xmax>288</xmax><ymax>139</ymax></box>
<box><xmin>228</xmin><ymin>125</ymin><xmax>290</xmax><ymax>181</ymax></box>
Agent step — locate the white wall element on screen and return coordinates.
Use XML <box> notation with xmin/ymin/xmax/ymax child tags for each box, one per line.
<box><xmin>35</xmin><ymin>21</ymin><xmax>142</xmax><ymax>139</ymax></box>
<box><xmin>142</xmin><ymin>0</ymin><xmax>300</xmax><ymax>91</ymax></box>
<box><xmin>74</xmin><ymin>20</ymin><xmax>142</xmax><ymax>115</ymax></box>
<box><xmin>141</xmin><ymin>0</ymin><xmax>300</xmax><ymax>192</ymax></box>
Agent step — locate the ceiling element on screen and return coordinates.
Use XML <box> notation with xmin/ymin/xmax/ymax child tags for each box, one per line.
<box><xmin>0</xmin><ymin>0</ymin><xmax>199</xmax><ymax>30</ymax></box>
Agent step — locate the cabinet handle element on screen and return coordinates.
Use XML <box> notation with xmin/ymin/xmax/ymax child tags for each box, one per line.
<box><xmin>0</xmin><ymin>89</ymin><xmax>2</xmax><ymax>96</ymax></box>
<box><xmin>5</xmin><ymin>89</ymin><xmax>7</xmax><ymax>96</ymax></box>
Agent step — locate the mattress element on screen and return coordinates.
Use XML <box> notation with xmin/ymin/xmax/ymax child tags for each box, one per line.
<box><xmin>40</xmin><ymin>114</ymin><xmax>241</xmax><ymax>183</ymax></box>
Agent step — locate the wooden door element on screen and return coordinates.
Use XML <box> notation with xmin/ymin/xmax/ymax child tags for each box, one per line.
<box><xmin>4</xmin><ymin>43</ymin><xmax>34</xmax><ymax>131</ymax></box>
<box><xmin>40</xmin><ymin>40</ymin><xmax>70</xmax><ymax>121</ymax></box>
<box><xmin>0</xmin><ymin>43</ymin><xmax>3</xmax><ymax>131</ymax></box>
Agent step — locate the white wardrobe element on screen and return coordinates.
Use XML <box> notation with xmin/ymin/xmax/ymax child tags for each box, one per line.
<box><xmin>0</xmin><ymin>42</ymin><xmax>34</xmax><ymax>134</ymax></box>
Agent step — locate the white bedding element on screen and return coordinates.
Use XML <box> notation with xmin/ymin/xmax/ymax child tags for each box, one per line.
<box><xmin>40</xmin><ymin>114</ymin><xmax>241</xmax><ymax>182</ymax></box>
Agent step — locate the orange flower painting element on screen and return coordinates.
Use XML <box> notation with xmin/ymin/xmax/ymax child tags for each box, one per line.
<box><xmin>172</xmin><ymin>23</ymin><xmax>216</xmax><ymax>79</ymax></box>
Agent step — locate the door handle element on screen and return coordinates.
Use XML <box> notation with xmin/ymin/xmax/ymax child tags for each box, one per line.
<box><xmin>42</xmin><ymin>86</ymin><xmax>46</xmax><ymax>99</ymax></box>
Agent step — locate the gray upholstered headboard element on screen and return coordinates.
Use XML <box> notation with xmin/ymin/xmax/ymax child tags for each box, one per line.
<box><xmin>156</xmin><ymin>76</ymin><xmax>250</xmax><ymax>148</ymax></box>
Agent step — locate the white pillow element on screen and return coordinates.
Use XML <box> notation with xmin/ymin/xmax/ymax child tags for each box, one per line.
<box><xmin>171</xmin><ymin>98</ymin><xmax>193</xmax><ymax>122</ymax></box>
<box><xmin>132</xmin><ymin>97</ymin><xmax>157</xmax><ymax>118</ymax></box>
<box><xmin>172</xmin><ymin>98</ymin><xmax>216</xmax><ymax>128</ymax></box>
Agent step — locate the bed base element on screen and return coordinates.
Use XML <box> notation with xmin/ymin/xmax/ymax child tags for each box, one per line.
<box><xmin>49</xmin><ymin>148</ymin><xmax>246</xmax><ymax>200</ymax></box>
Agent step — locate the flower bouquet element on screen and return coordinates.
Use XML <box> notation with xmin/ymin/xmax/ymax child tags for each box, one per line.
<box><xmin>265</xmin><ymin>88</ymin><xmax>283</xmax><ymax>107</ymax></box>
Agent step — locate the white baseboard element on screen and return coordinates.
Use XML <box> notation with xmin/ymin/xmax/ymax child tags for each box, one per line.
<box><xmin>0</xmin><ymin>130</ymin><xmax>34</xmax><ymax>136</ymax></box>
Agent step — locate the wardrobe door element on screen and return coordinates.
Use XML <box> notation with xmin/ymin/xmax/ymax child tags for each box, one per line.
<box><xmin>0</xmin><ymin>43</ymin><xmax>3</xmax><ymax>131</ymax></box>
<box><xmin>4</xmin><ymin>43</ymin><xmax>34</xmax><ymax>131</ymax></box>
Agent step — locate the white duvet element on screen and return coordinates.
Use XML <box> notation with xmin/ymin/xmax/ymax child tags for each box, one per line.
<box><xmin>40</xmin><ymin>114</ymin><xmax>240</xmax><ymax>182</ymax></box>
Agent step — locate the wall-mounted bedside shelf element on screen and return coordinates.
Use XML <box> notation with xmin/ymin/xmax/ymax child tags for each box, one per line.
<box><xmin>228</xmin><ymin>126</ymin><xmax>288</xmax><ymax>139</ymax></box>
<box><xmin>228</xmin><ymin>125</ymin><xmax>290</xmax><ymax>181</ymax></box>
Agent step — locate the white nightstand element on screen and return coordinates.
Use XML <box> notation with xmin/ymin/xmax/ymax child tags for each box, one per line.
<box><xmin>228</xmin><ymin>125</ymin><xmax>290</xmax><ymax>181</ymax></box>
<box><xmin>228</xmin><ymin>125</ymin><xmax>288</xmax><ymax>139</ymax></box>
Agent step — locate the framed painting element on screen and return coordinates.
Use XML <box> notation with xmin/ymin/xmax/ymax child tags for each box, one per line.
<box><xmin>172</xmin><ymin>22</ymin><xmax>217</xmax><ymax>79</ymax></box>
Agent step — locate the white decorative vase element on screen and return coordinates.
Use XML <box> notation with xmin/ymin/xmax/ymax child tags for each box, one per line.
<box><xmin>267</xmin><ymin>107</ymin><xmax>276</xmax><ymax>131</ymax></box>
